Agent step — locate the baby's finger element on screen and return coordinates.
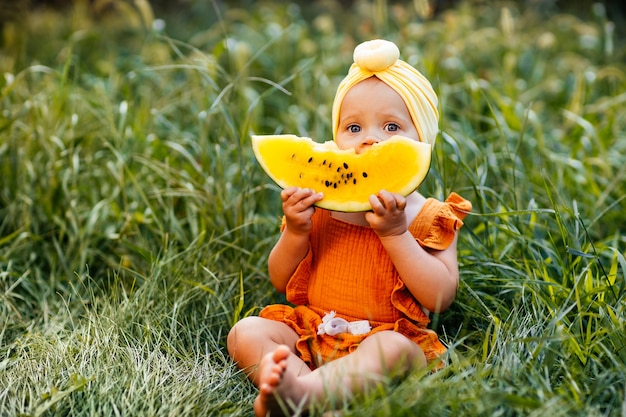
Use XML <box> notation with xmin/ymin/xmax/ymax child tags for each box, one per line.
<box><xmin>297</xmin><ymin>190</ymin><xmax>324</xmax><ymax>209</ymax></box>
<box><xmin>286</xmin><ymin>188</ymin><xmax>323</xmax><ymax>210</ymax></box>
<box><xmin>395</xmin><ymin>195</ymin><xmax>407</xmax><ymax>211</ymax></box>
<box><xmin>369</xmin><ymin>193</ymin><xmax>386</xmax><ymax>214</ymax></box>
<box><xmin>291</xmin><ymin>188</ymin><xmax>316</xmax><ymax>201</ymax></box>
<box><xmin>376</xmin><ymin>190</ymin><xmax>397</xmax><ymax>209</ymax></box>
<box><xmin>284</xmin><ymin>187</ymin><xmax>312</xmax><ymax>202</ymax></box>
<box><xmin>306</xmin><ymin>191</ymin><xmax>324</xmax><ymax>204</ymax></box>
<box><xmin>280</xmin><ymin>186</ymin><xmax>300</xmax><ymax>202</ymax></box>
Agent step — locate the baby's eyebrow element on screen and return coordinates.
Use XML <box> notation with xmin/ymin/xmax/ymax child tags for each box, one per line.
<box><xmin>385</xmin><ymin>114</ymin><xmax>412</xmax><ymax>123</ymax></box>
<box><xmin>338</xmin><ymin>115</ymin><xmax>361</xmax><ymax>124</ymax></box>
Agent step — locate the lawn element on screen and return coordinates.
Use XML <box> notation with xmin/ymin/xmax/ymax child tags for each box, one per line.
<box><xmin>1</xmin><ymin>0</ymin><xmax>625</xmax><ymax>415</ymax></box>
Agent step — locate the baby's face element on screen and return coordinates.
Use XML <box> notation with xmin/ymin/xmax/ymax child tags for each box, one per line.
<box><xmin>335</xmin><ymin>77</ymin><xmax>419</xmax><ymax>154</ymax></box>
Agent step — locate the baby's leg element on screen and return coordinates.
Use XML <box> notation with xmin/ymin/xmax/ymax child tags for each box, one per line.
<box><xmin>253</xmin><ymin>345</ymin><xmax>308</xmax><ymax>417</ymax></box>
<box><xmin>228</xmin><ymin>316</ymin><xmax>314</xmax><ymax>416</ymax></box>
<box><xmin>229</xmin><ymin>320</ymin><xmax>426</xmax><ymax>416</ymax></box>
<box><xmin>227</xmin><ymin>316</ymin><xmax>309</xmax><ymax>384</ymax></box>
<box><xmin>319</xmin><ymin>330</ymin><xmax>427</xmax><ymax>393</ymax></box>
<box><xmin>259</xmin><ymin>330</ymin><xmax>426</xmax><ymax>416</ymax></box>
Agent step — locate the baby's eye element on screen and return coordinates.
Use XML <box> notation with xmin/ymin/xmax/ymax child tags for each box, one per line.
<box><xmin>348</xmin><ymin>124</ymin><xmax>361</xmax><ymax>133</ymax></box>
<box><xmin>385</xmin><ymin>123</ymin><xmax>400</xmax><ymax>132</ymax></box>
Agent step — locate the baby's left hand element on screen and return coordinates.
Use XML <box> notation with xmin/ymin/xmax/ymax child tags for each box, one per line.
<box><xmin>365</xmin><ymin>190</ymin><xmax>408</xmax><ymax>237</ymax></box>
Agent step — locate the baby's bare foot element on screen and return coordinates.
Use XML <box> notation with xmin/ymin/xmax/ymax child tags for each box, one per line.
<box><xmin>253</xmin><ymin>345</ymin><xmax>292</xmax><ymax>417</ymax></box>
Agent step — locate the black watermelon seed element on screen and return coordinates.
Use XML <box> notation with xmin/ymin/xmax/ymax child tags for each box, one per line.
<box><xmin>343</xmin><ymin>162</ymin><xmax>348</xmax><ymax>169</ymax></box>
<box><xmin>353</xmin><ymin>179</ymin><xmax>357</xmax><ymax>185</ymax></box>
<box><xmin>325</xmin><ymin>180</ymin><xmax>331</xmax><ymax>187</ymax></box>
<box><xmin>308</xmin><ymin>157</ymin><xmax>313</xmax><ymax>163</ymax></box>
<box><xmin>362</xmin><ymin>172</ymin><xmax>368</xmax><ymax>178</ymax></box>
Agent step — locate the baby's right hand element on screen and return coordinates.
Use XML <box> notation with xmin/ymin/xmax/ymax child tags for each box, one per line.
<box><xmin>281</xmin><ymin>187</ymin><xmax>324</xmax><ymax>235</ymax></box>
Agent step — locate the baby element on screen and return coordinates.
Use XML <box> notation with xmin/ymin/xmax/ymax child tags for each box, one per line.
<box><xmin>228</xmin><ymin>39</ymin><xmax>471</xmax><ymax>416</ymax></box>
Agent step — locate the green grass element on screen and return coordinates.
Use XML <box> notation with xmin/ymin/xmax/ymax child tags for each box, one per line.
<box><xmin>1</xmin><ymin>0</ymin><xmax>625</xmax><ymax>415</ymax></box>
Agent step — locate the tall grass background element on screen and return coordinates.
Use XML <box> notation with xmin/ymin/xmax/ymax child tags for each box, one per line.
<box><xmin>0</xmin><ymin>0</ymin><xmax>624</xmax><ymax>415</ymax></box>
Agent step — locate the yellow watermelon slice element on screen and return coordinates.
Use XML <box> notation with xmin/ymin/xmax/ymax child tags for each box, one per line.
<box><xmin>251</xmin><ymin>134</ymin><xmax>431</xmax><ymax>212</ymax></box>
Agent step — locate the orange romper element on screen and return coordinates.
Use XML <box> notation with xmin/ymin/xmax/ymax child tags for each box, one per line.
<box><xmin>259</xmin><ymin>192</ymin><xmax>471</xmax><ymax>369</ymax></box>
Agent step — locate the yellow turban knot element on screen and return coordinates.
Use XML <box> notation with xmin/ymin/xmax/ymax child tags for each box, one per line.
<box><xmin>331</xmin><ymin>39</ymin><xmax>439</xmax><ymax>146</ymax></box>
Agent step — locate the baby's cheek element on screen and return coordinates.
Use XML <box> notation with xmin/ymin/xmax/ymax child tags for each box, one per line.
<box><xmin>334</xmin><ymin>138</ymin><xmax>356</xmax><ymax>151</ymax></box>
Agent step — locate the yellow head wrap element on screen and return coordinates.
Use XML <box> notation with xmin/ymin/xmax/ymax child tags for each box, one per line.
<box><xmin>331</xmin><ymin>39</ymin><xmax>439</xmax><ymax>146</ymax></box>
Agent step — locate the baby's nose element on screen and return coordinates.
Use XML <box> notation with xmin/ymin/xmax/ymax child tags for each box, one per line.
<box><xmin>361</xmin><ymin>135</ymin><xmax>382</xmax><ymax>147</ymax></box>
<box><xmin>357</xmin><ymin>135</ymin><xmax>383</xmax><ymax>154</ymax></box>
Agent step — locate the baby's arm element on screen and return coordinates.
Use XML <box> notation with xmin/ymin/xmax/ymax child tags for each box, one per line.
<box><xmin>267</xmin><ymin>187</ymin><xmax>324</xmax><ymax>293</ymax></box>
<box><xmin>366</xmin><ymin>190</ymin><xmax>459</xmax><ymax>313</ymax></box>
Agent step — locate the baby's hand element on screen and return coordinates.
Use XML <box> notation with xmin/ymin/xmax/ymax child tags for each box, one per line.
<box><xmin>365</xmin><ymin>190</ymin><xmax>408</xmax><ymax>237</ymax></box>
<box><xmin>281</xmin><ymin>187</ymin><xmax>324</xmax><ymax>235</ymax></box>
